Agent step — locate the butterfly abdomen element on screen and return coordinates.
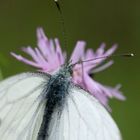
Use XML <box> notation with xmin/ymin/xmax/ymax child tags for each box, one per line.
<box><xmin>37</xmin><ymin>72</ymin><xmax>70</xmax><ymax>140</ymax></box>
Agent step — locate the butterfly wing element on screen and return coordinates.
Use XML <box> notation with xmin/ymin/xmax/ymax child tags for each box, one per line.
<box><xmin>0</xmin><ymin>73</ymin><xmax>122</xmax><ymax>140</ymax></box>
<box><xmin>0</xmin><ymin>73</ymin><xmax>49</xmax><ymax>140</ymax></box>
<box><xmin>47</xmin><ymin>85</ymin><xmax>122</xmax><ymax>140</ymax></box>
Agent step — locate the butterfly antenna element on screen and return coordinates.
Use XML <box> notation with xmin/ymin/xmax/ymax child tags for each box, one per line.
<box><xmin>81</xmin><ymin>61</ymin><xmax>87</xmax><ymax>88</ymax></box>
<box><xmin>72</xmin><ymin>53</ymin><xmax>134</xmax><ymax>66</ymax></box>
<box><xmin>54</xmin><ymin>0</ymin><xmax>68</xmax><ymax>50</ymax></box>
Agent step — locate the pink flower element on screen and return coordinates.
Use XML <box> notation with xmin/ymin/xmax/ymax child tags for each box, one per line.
<box><xmin>11</xmin><ymin>27</ymin><xmax>125</xmax><ymax>110</ymax></box>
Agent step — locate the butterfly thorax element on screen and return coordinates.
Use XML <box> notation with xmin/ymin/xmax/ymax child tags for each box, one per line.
<box><xmin>37</xmin><ymin>65</ymin><xmax>72</xmax><ymax>140</ymax></box>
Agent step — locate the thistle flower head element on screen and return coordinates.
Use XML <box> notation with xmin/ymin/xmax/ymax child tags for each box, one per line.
<box><xmin>11</xmin><ymin>28</ymin><xmax>125</xmax><ymax>110</ymax></box>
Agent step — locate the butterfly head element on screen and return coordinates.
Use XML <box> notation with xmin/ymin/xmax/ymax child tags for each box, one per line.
<box><xmin>58</xmin><ymin>61</ymin><xmax>73</xmax><ymax>78</ymax></box>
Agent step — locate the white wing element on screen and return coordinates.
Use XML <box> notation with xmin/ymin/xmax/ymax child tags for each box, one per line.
<box><xmin>0</xmin><ymin>73</ymin><xmax>122</xmax><ymax>140</ymax></box>
<box><xmin>47</xmin><ymin>85</ymin><xmax>122</xmax><ymax>140</ymax></box>
<box><xmin>0</xmin><ymin>73</ymin><xmax>48</xmax><ymax>140</ymax></box>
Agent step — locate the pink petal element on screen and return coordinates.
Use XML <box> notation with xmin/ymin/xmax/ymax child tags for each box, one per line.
<box><xmin>104</xmin><ymin>44</ymin><xmax>117</xmax><ymax>56</ymax></box>
<box><xmin>37</xmin><ymin>28</ymin><xmax>51</xmax><ymax>58</ymax></box>
<box><xmin>85</xmin><ymin>49</ymin><xmax>95</xmax><ymax>59</ymax></box>
<box><xmin>110</xmin><ymin>85</ymin><xmax>126</xmax><ymax>100</ymax></box>
<box><xmin>95</xmin><ymin>43</ymin><xmax>106</xmax><ymax>56</ymax></box>
<box><xmin>91</xmin><ymin>60</ymin><xmax>114</xmax><ymax>73</ymax></box>
<box><xmin>34</xmin><ymin>48</ymin><xmax>48</xmax><ymax>66</ymax></box>
<box><xmin>22</xmin><ymin>46</ymin><xmax>41</xmax><ymax>63</ymax></box>
<box><xmin>70</xmin><ymin>41</ymin><xmax>86</xmax><ymax>63</ymax></box>
<box><xmin>11</xmin><ymin>52</ymin><xmax>42</xmax><ymax>68</ymax></box>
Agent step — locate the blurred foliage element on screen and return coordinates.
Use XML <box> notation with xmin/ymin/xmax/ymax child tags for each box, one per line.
<box><xmin>0</xmin><ymin>0</ymin><xmax>139</xmax><ymax>139</ymax></box>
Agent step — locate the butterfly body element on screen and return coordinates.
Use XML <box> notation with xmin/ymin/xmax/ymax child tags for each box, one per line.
<box><xmin>37</xmin><ymin>65</ymin><xmax>71</xmax><ymax>140</ymax></box>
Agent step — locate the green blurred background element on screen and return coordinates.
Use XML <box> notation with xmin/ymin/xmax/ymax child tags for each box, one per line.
<box><xmin>0</xmin><ymin>0</ymin><xmax>139</xmax><ymax>139</ymax></box>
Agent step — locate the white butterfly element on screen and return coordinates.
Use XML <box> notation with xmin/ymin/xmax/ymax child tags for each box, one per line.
<box><xmin>0</xmin><ymin>63</ymin><xmax>122</xmax><ymax>140</ymax></box>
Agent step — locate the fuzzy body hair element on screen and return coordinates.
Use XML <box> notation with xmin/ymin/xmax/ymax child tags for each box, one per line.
<box><xmin>37</xmin><ymin>65</ymin><xmax>72</xmax><ymax>140</ymax></box>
